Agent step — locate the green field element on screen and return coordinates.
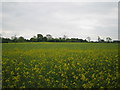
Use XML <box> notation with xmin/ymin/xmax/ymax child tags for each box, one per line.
<box><xmin>2</xmin><ymin>42</ymin><xmax>119</xmax><ymax>88</ymax></box>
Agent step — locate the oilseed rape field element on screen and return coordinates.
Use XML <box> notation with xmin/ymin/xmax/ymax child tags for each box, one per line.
<box><xmin>2</xmin><ymin>42</ymin><xmax>119</xmax><ymax>88</ymax></box>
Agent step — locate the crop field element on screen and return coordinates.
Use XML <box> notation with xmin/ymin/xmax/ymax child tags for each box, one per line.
<box><xmin>2</xmin><ymin>42</ymin><xmax>119</xmax><ymax>88</ymax></box>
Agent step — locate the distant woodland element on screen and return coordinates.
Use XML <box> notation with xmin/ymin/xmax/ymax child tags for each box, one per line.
<box><xmin>0</xmin><ymin>34</ymin><xmax>119</xmax><ymax>43</ymax></box>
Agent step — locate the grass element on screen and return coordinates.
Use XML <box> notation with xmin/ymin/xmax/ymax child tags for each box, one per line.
<box><xmin>2</xmin><ymin>42</ymin><xmax>119</xmax><ymax>88</ymax></box>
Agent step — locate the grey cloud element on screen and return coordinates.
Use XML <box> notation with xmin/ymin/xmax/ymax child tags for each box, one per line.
<box><xmin>1</xmin><ymin>2</ymin><xmax>118</xmax><ymax>40</ymax></box>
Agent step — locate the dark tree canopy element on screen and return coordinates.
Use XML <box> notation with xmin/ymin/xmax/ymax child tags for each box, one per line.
<box><xmin>1</xmin><ymin>33</ymin><xmax>119</xmax><ymax>43</ymax></box>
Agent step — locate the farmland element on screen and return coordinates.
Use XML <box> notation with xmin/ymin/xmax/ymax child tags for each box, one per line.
<box><xmin>2</xmin><ymin>42</ymin><xmax>119</xmax><ymax>88</ymax></box>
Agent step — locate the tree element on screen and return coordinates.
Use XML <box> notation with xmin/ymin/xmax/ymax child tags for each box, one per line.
<box><xmin>11</xmin><ymin>35</ymin><xmax>17</xmax><ymax>42</ymax></box>
<box><xmin>30</xmin><ymin>36</ymin><xmax>37</xmax><ymax>42</ymax></box>
<box><xmin>106</xmin><ymin>37</ymin><xmax>112</xmax><ymax>42</ymax></box>
<box><xmin>2</xmin><ymin>37</ymin><xmax>12</xmax><ymax>43</ymax></box>
<box><xmin>46</xmin><ymin>34</ymin><xmax>52</xmax><ymax>40</ymax></box>
<box><xmin>37</xmin><ymin>34</ymin><xmax>43</xmax><ymax>42</ymax></box>
<box><xmin>63</xmin><ymin>35</ymin><xmax>67</xmax><ymax>40</ymax></box>
<box><xmin>17</xmin><ymin>36</ymin><xmax>25</xmax><ymax>42</ymax></box>
<box><xmin>86</xmin><ymin>37</ymin><xmax>91</xmax><ymax>42</ymax></box>
<box><xmin>37</xmin><ymin>34</ymin><xmax>43</xmax><ymax>38</ymax></box>
<box><xmin>98</xmin><ymin>36</ymin><xmax>101</xmax><ymax>42</ymax></box>
<box><xmin>101</xmin><ymin>39</ymin><xmax>105</xmax><ymax>42</ymax></box>
<box><xmin>43</xmin><ymin>37</ymin><xmax>47</xmax><ymax>42</ymax></box>
<box><xmin>113</xmin><ymin>40</ymin><xmax>120</xmax><ymax>43</ymax></box>
<box><xmin>0</xmin><ymin>34</ymin><xmax>2</xmax><ymax>43</ymax></box>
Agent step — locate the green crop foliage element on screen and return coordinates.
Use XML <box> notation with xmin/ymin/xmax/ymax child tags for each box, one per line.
<box><xmin>2</xmin><ymin>42</ymin><xmax>119</xmax><ymax>88</ymax></box>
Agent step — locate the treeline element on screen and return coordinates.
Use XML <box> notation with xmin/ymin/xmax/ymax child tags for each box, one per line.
<box><xmin>0</xmin><ymin>34</ymin><xmax>120</xmax><ymax>43</ymax></box>
<box><xmin>0</xmin><ymin>34</ymin><xmax>87</xmax><ymax>43</ymax></box>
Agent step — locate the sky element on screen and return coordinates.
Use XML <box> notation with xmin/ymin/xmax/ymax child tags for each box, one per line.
<box><xmin>0</xmin><ymin>1</ymin><xmax>118</xmax><ymax>41</ymax></box>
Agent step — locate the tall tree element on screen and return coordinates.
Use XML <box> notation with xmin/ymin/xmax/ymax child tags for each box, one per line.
<box><xmin>37</xmin><ymin>34</ymin><xmax>43</xmax><ymax>42</ymax></box>
<box><xmin>11</xmin><ymin>35</ymin><xmax>17</xmax><ymax>42</ymax></box>
<box><xmin>106</xmin><ymin>37</ymin><xmax>112</xmax><ymax>42</ymax></box>
<box><xmin>63</xmin><ymin>35</ymin><xmax>67</xmax><ymax>40</ymax></box>
<box><xmin>46</xmin><ymin>34</ymin><xmax>52</xmax><ymax>40</ymax></box>
<box><xmin>43</xmin><ymin>37</ymin><xmax>47</xmax><ymax>42</ymax></box>
<box><xmin>30</xmin><ymin>36</ymin><xmax>37</xmax><ymax>42</ymax></box>
<box><xmin>86</xmin><ymin>37</ymin><xmax>91</xmax><ymax>42</ymax></box>
<box><xmin>17</xmin><ymin>36</ymin><xmax>25</xmax><ymax>42</ymax></box>
<box><xmin>98</xmin><ymin>36</ymin><xmax>101</xmax><ymax>42</ymax></box>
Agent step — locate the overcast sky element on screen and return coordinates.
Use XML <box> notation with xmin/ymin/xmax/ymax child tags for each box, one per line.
<box><xmin>1</xmin><ymin>2</ymin><xmax>118</xmax><ymax>40</ymax></box>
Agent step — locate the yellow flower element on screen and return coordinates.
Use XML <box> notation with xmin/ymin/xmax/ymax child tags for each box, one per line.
<box><xmin>92</xmin><ymin>74</ymin><xmax>94</xmax><ymax>78</ymax></box>
<box><xmin>81</xmin><ymin>74</ymin><xmax>86</xmax><ymax>81</ymax></box>
<box><xmin>72</xmin><ymin>72</ymin><xmax>74</xmax><ymax>75</ymax></box>
<box><xmin>11</xmin><ymin>71</ymin><xmax>14</xmax><ymax>75</ymax></box>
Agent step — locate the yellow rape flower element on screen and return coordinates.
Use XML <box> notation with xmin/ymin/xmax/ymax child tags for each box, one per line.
<box><xmin>81</xmin><ymin>74</ymin><xmax>86</xmax><ymax>81</ymax></box>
